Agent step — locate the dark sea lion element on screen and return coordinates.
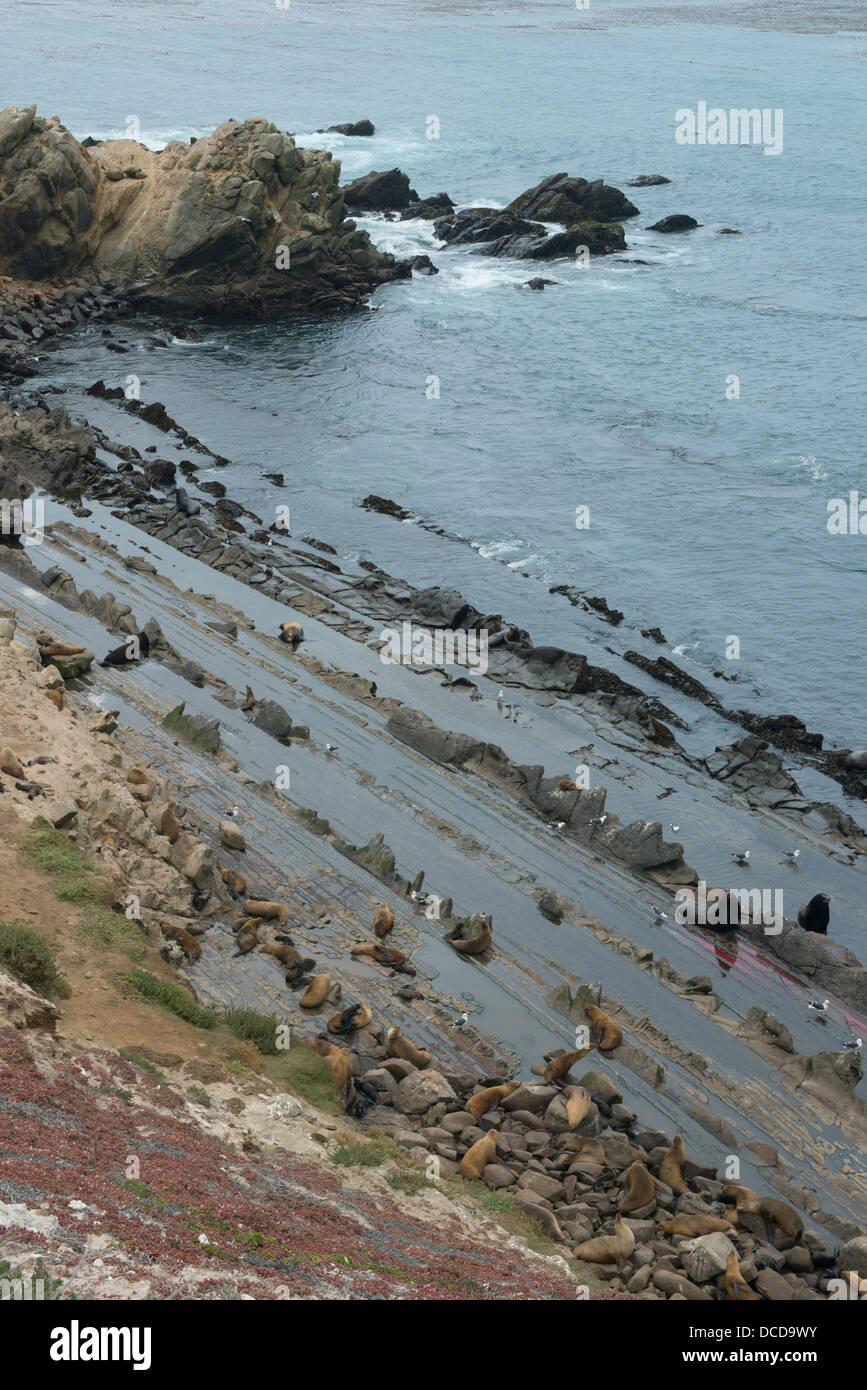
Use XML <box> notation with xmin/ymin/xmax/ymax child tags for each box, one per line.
<box><xmin>798</xmin><ymin>893</ymin><xmax>830</xmax><ymax>935</ymax></box>
<box><xmin>101</xmin><ymin>632</ymin><xmax>151</xmax><ymax>666</ymax></box>
<box><xmin>327</xmin><ymin>1001</ymin><xmax>372</xmax><ymax>1034</ymax></box>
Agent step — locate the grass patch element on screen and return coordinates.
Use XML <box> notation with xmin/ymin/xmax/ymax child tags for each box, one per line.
<box><xmin>231</xmin><ymin>1039</ymin><xmax>263</xmax><ymax>1072</ymax></box>
<box><xmin>76</xmin><ymin>905</ymin><xmax>147</xmax><ymax>962</ymax></box>
<box><xmin>122</xmin><ymin>968</ymin><xmax>216</xmax><ymax>1029</ymax></box>
<box><xmin>118</xmin><ymin>1047</ymin><xmax>166</xmax><ymax>1080</ymax></box>
<box><xmin>386</xmin><ymin>1169</ymin><xmax>438</xmax><ymax>1197</ymax></box>
<box><xmin>262</xmin><ymin>1034</ymin><xmax>340</xmax><ymax>1113</ymax></box>
<box><xmin>331</xmin><ymin>1138</ymin><xmax>386</xmax><ymax>1168</ymax></box>
<box><xmin>22</xmin><ymin>818</ymin><xmax>104</xmax><ymax>906</ymax></box>
<box><xmin>223</xmin><ymin>1006</ymin><xmax>281</xmax><ymax>1055</ymax></box>
<box><xmin>0</xmin><ymin>919</ymin><xmax>70</xmax><ymax>998</ymax></box>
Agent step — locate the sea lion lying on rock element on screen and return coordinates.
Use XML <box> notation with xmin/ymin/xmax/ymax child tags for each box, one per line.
<box><xmin>217</xmin><ymin>864</ymin><xmax>247</xmax><ymax>896</ymax></box>
<box><xmin>327</xmin><ymin>1002</ymin><xmax>372</xmax><ymax>1034</ymax></box>
<box><xmin>350</xmin><ymin>942</ymin><xmax>412</xmax><ymax>970</ymax></box>
<box><xmin>446</xmin><ymin>913</ymin><xmax>492</xmax><ymax>956</ymax></box>
<box><xmin>562</xmin><ymin>1085</ymin><xmax>594</xmax><ymax>1130</ymax></box>
<box><xmin>659</xmin><ymin>1214</ymin><xmax>735</xmax><ymax>1237</ymax></box>
<box><xmin>161</xmin><ymin>923</ymin><xmax>201</xmax><ymax>962</ymax></box>
<box><xmin>573</xmin><ymin>1214</ymin><xmax>635</xmax><ymax>1266</ymax></box>
<box><xmin>260</xmin><ymin>942</ymin><xmax>302</xmax><ymax>969</ymax></box>
<box><xmin>279</xmin><ymin>621</ymin><xmax>304</xmax><ymax>645</ymax></box>
<box><xmin>798</xmin><ymin>893</ymin><xmax>830</xmax><ymax>935</ymax></box>
<box><xmin>465</xmin><ymin>1081</ymin><xmax>521</xmax><ymax>1123</ymax></box>
<box><xmin>244</xmin><ymin>898</ymin><xmax>289</xmax><ymax>923</ymax></box>
<box><xmin>0</xmin><ymin>747</ymin><xmax>25</xmax><ymax>779</ymax></box>
<box><xmin>300</xmin><ymin>973</ymin><xmax>333</xmax><ymax>1009</ymax></box>
<box><xmin>386</xmin><ymin>1025</ymin><xmax>431</xmax><ymax>1069</ymax></box>
<box><xmin>585</xmin><ymin>1005</ymin><xmax>623</xmax><ymax>1051</ymax></box>
<box><xmin>734</xmin><ymin>1197</ymin><xmax>804</xmax><ymax>1245</ymax></box>
<box><xmin>101</xmin><ymin>632</ymin><xmax>150</xmax><ymax>666</ymax></box>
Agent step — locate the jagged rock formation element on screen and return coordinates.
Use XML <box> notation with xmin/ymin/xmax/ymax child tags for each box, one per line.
<box><xmin>0</xmin><ymin>105</ymin><xmax>408</xmax><ymax>317</ymax></box>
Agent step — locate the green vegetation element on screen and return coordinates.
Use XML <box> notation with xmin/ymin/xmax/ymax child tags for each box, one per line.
<box><xmin>263</xmin><ymin>1034</ymin><xmax>339</xmax><ymax>1112</ymax></box>
<box><xmin>331</xmin><ymin>1139</ymin><xmax>386</xmax><ymax>1168</ymax></box>
<box><xmin>223</xmin><ymin>1006</ymin><xmax>281</xmax><ymax>1055</ymax></box>
<box><xmin>0</xmin><ymin>919</ymin><xmax>70</xmax><ymax>998</ymax></box>
<box><xmin>22</xmin><ymin>818</ymin><xmax>103</xmax><ymax>905</ymax></box>
<box><xmin>76</xmin><ymin>904</ymin><xmax>147</xmax><ymax>962</ymax></box>
<box><xmin>122</xmin><ymin>969</ymin><xmax>216</xmax><ymax>1029</ymax></box>
<box><xmin>118</xmin><ymin>1047</ymin><xmax>166</xmax><ymax>1080</ymax></box>
<box><xmin>387</xmin><ymin>1168</ymin><xmax>438</xmax><ymax>1196</ymax></box>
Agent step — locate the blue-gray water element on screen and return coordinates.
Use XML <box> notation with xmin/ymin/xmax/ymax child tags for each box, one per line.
<box><xmin>4</xmin><ymin>0</ymin><xmax>867</xmax><ymax>744</ymax></box>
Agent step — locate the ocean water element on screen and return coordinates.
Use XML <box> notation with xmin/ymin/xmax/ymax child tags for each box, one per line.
<box><xmin>3</xmin><ymin>0</ymin><xmax>867</xmax><ymax>743</ymax></box>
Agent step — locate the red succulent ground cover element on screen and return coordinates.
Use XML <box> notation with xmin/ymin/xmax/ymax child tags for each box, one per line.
<box><xmin>0</xmin><ymin>1030</ymin><xmax>581</xmax><ymax>1300</ymax></box>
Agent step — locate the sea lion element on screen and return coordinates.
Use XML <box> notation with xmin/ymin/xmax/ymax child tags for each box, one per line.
<box><xmin>465</xmin><ymin>1081</ymin><xmax>521</xmax><ymax>1123</ymax></box>
<box><xmin>447</xmin><ymin>916</ymin><xmax>493</xmax><ymax>956</ymax></box>
<box><xmin>562</xmin><ymin>1085</ymin><xmax>594</xmax><ymax>1130</ymax></box>
<box><xmin>658</xmin><ymin>1133</ymin><xmax>688</xmax><ymax>1195</ymax></box>
<box><xmin>558</xmin><ymin>778</ymin><xmax>578</xmax><ymax>791</ymax></box>
<box><xmin>659</xmin><ymin>1214</ymin><xmax>735</xmax><ymax>1237</ymax></box>
<box><xmin>45</xmin><ymin>688</ymin><xmax>64</xmax><ymax>710</ymax></box>
<box><xmin>0</xmin><ymin>747</ymin><xmax>25</xmax><ymax>779</ymax></box>
<box><xmin>722</xmin><ymin>1183</ymin><xmax>758</xmax><ymax>1206</ymax></box>
<box><xmin>305</xmin><ymin>1038</ymin><xmax>357</xmax><ymax>1093</ymax></box>
<box><xmin>233</xmin><ymin>922</ymin><xmax>259</xmax><ymax>956</ymax></box>
<box><xmin>460</xmin><ymin>1129</ymin><xmax>499</xmax><ymax>1181</ymax></box>
<box><xmin>585</xmin><ymin>1005</ymin><xmax>623</xmax><ymax>1051</ymax></box>
<box><xmin>350</xmin><ymin>942</ymin><xmax>408</xmax><ymax>968</ymax></box>
<box><xmin>161</xmin><ymin>923</ymin><xmax>201</xmax><ymax>963</ymax></box>
<box><xmin>244</xmin><ymin>899</ymin><xmax>289</xmax><ymax>923</ymax></box>
<box><xmin>798</xmin><ymin>893</ymin><xmax>830</xmax><ymax>936</ymax></box>
<box><xmin>736</xmin><ymin>1197</ymin><xmax>804</xmax><ymax>1245</ymax></box>
<box><xmin>279</xmin><ymin>621</ymin><xmax>304</xmax><ymax>645</ymax></box>
<box><xmin>724</xmin><ymin>1250</ymin><xmax>759</xmax><ymax>1301</ymax></box>
<box><xmin>299</xmin><ymin>973</ymin><xmax>332</xmax><ymax>1009</ymax></box>
<box><xmin>260</xmin><ymin>942</ymin><xmax>302</xmax><ymax>969</ymax></box>
<box><xmin>101</xmin><ymin>632</ymin><xmax>150</xmax><ymax>666</ymax></box>
<box><xmin>217</xmin><ymin>864</ymin><xmax>247</xmax><ymax>896</ymax></box>
<box><xmin>543</xmin><ymin>1047</ymin><xmax>593</xmax><ymax>1085</ymax></box>
<box><xmin>161</xmin><ymin>802</ymin><xmax>180</xmax><ymax>844</ymax></box>
<box><xmin>619</xmin><ymin>1160</ymin><xmax>656</xmax><ymax>1214</ymax></box>
<box><xmin>327</xmin><ymin>1002</ymin><xmax>372</xmax><ymax>1035</ymax></box>
<box><xmin>572</xmin><ymin>1214</ymin><xmax>635</xmax><ymax>1266</ymax></box>
<box><xmin>386</xmin><ymin>1026</ymin><xmax>431</xmax><ymax>1069</ymax></box>
<box><xmin>128</xmin><ymin>766</ymin><xmax>148</xmax><ymax>786</ymax></box>
<box><xmin>175</xmin><ymin>487</ymin><xmax>201</xmax><ymax>517</ymax></box>
<box><xmin>36</xmin><ymin>636</ymin><xmax>86</xmax><ymax>660</ymax></box>
<box><xmin>373</xmin><ymin>904</ymin><xmax>394</xmax><ymax>938</ymax></box>
<box><xmin>563</xmin><ymin>1136</ymin><xmax>606</xmax><ymax>1165</ymax></box>
<box><xmin>242</xmin><ymin>685</ymin><xmax>257</xmax><ymax>711</ymax></box>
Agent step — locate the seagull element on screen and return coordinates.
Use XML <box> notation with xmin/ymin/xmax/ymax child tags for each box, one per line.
<box><xmin>782</xmin><ymin>849</ymin><xmax>801</xmax><ymax>864</ymax></box>
<box><xmin>452</xmin><ymin>1011</ymin><xmax>470</xmax><ymax>1030</ymax></box>
<box><xmin>326</xmin><ymin>742</ymin><xmax>338</xmax><ymax>753</ymax></box>
<box><xmin>669</xmin><ymin>824</ymin><xmax>680</xmax><ymax>833</ymax></box>
<box><xmin>497</xmin><ymin>689</ymin><xmax>504</xmax><ymax>701</ymax></box>
<box><xmin>548</xmin><ymin>821</ymin><xmax>567</xmax><ymax>837</ymax></box>
<box><xmin>410</xmin><ymin>890</ymin><xmax>429</xmax><ymax>905</ymax></box>
<box><xmin>223</xmin><ymin>805</ymin><xmax>241</xmax><ymax>818</ymax></box>
<box><xmin>652</xmin><ymin>906</ymin><xmax>669</xmax><ymax>922</ymax></box>
<box><xmin>843</xmin><ymin>1038</ymin><xmax>863</xmax><ymax>1051</ymax></box>
<box><xmin>808</xmin><ymin>999</ymin><xmax>829</xmax><ymax>1014</ymax></box>
<box><xmin>589</xmin><ymin>814</ymin><xmax>608</xmax><ymax>831</ymax></box>
<box><xmin>733</xmin><ymin>850</ymin><xmax>750</xmax><ymax>865</ymax></box>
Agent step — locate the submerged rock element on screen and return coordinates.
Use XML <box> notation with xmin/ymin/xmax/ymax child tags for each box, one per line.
<box><xmin>647</xmin><ymin>214</ymin><xmax>699</xmax><ymax>233</ymax></box>
<box><xmin>627</xmin><ymin>174</ymin><xmax>671</xmax><ymax>187</ymax></box>
<box><xmin>325</xmin><ymin>119</ymin><xmax>375</xmax><ymax>136</ymax></box>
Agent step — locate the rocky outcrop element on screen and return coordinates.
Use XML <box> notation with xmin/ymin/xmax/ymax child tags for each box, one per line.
<box><xmin>0</xmin><ymin>106</ymin><xmax>408</xmax><ymax>317</ymax></box>
<box><xmin>647</xmin><ymin>215</ymin><xmax>698</xmax><ymax>233</ymax></box>
<box><xmin>341</xmin><ymin>167</ymin><xmax>417</xmax><ymax>211</ymax></box>
<box><xmin>433</xmin><ymin>206</ymin><xmax>626</xmax><ymax>260</ymax></box>
<box><xmin>505</xmin><ymin>174</ymin><xmax>639</xmax><ymax>223</ymax></box>
<box><xmin>628</xmin><ymin>174</ymin><xmax>671</xmax><ymax>187</ymax></box>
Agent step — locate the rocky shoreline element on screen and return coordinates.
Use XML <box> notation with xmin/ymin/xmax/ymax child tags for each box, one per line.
<box><xmin>1</xmin><ymin>106</ymin><xmax>865</xmax><ymax>1301</ymax></box>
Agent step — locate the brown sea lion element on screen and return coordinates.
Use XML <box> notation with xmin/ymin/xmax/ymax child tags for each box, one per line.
<box><xmin>327</xmin><ymin>1002</ymin><xmax>372</xmax><ymax>1035</ymax></box>
<box><xmin>160</xmin><ymin>802</ymin><xmax>180</xmax><ymax>844</ymax></box>
<box><xmin>659</xmin><ymin>1214</ymin><xmax>735</xmax><ymax>1237</ymax></box>
<box><xmin>233</xmin><ymin>923</ymin><xmax>259</xmax><ymax>956</ymax></box>
<box><xmin>562</xmin><ymin>1085</ymin><xmax>594</xmax><ymax>1130</ymax></box>
<box><xmin>543</xmin><ymin>1047</ymin><xmax>593</xmax><ymax>1085</ymax></box>
<box><xmin>279</xmin><ymin>621</ymin><xmax>304</xmax><ymax>645</ymax></box>
<box><xmin>373</xmin><ymin>904</ymin><xmax>394</xmax><ymax>938</ymax></box>
<box><xmin>724</xmin><ymin>1249</ymin><xmax>759</xmax><ymax>1301</ymax></box>
<box><xmin>460</xmin><ymin>1129</ymin><xmax>499</xmax><ymax>1181</ymax></box>
<box><xmin>585</xmin><ymin>1005</ymin><xmax>623</xmax><ymax>1051</ymax></box>
<box><xmin>45</xmin><ymin>688</ymin><xmax>64</xmax><ymax>710</ymax></box>
<box><xmin>619</xmin><ymin>1161</ymin><xmax>656</xmax><ymax>1213</ymax></box>
<box><xmin>351</xmin><ymin>942</ymin><xmax>408</xmax><ymax>968</ymax></box>
<box><xmin>128</xmin><ymin>766</ymin><xmax>148</xmax><ymax>786</ymax></box>
<box><xmin>300</xmin><ymin>973</ymin><xmax>332</xmax><ymax>1009</ymax></box>
<box><xmin>563</xmin><ymin>1136</ymin><xmax>606</xmax><ymax>1164</ymax></box>
<box><xmin>0</xmin><ymin>747</ymin><xmax>25</xmax><ymax>779</ymax></box>
<box><xmin>448</xmin><ymin>917</ymin><xmax>493</xmax><ymax>955</ymax></box>
<box><xmin>36</xmin><ymin>636</ymin><xmax>86</xmax><ymax>659</ymax></box>
<box><xmin>217</xmin><ymin>864</ymin><xmax>247</xmax><ymax>896</ymax></box>
<box><xmin>465</xmin><ymin>1082</ymin><xmax>521</xmax><ymax>1123</ymax></box>
<box><xmin>161</xmin><ymin>923</ymin><xmax>201</xmax><ymax>963</ymax></box>
<box><xmin>386</xmin><ymin>1026</ymin><xmax>431</xmax><ymax>1069</ymax></box>
<box><xmin>659</xmin><ymin>1133</ymin><xmax>688</xmax><ymax>1195</ymax></box>
<box><xmin>242</xmin><ymin>685</ymin><xmax>257</xmax><ymax>711</ymax></box>
<box><xmin>736</xmin><ymin>1197</ymin><xmax>804</xmax><ymax>1244</ymax></box>
<box><xmin>260</xmin><ymin>942</ymin><xmax>302</xmax><ymax>969</ymax></box>
<box><xmin>244</xmin><ymin>899</ymin><xmax>289</xmax><ymax>923</ymax></box>
<box><xmin>305</xmin><ymin>1038</ymin><xmax>356</xmax><ymax>1092</ymax></box>
<box><xmin>723</xmin><ymin>1183</ymin><xmax>758</xmax><ymax>1206</ymax></box>
<box><xmin>573</xmin><ymin>1214</ymin><xmax>635</xmax><ymax>1266</ymax></box>
<box><xmin>559</xmin><ymin>777</ymin><xmax>578</xmax><ymax>791</ymax></box>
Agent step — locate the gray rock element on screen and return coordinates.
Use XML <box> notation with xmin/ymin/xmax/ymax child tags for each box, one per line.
<box><xmin>391</xmin><ymin>1070</ymin><xmax>457</xmax><ymax>1115</ymax></box>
